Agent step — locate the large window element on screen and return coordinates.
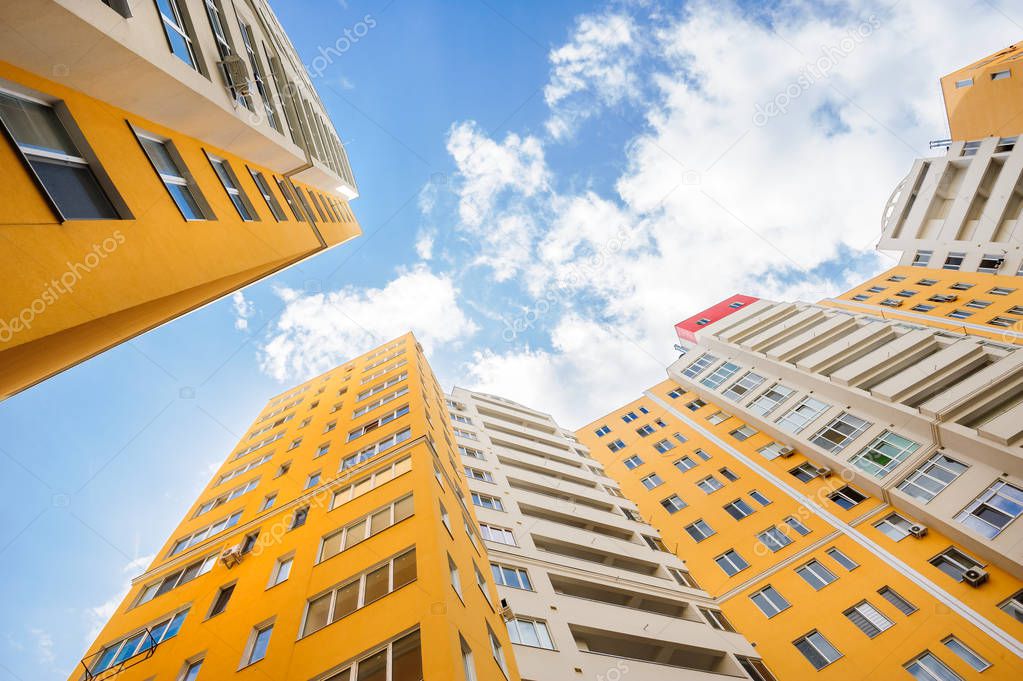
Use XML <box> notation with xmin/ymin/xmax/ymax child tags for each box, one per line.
<box><xmin>156</xmin><ymin>0</ymin><xmax>200</xmax><ymax>67</ymax></box>
<box><xmin>682</xmin><ymin>353</ymin><xmax>718</xmax><ymax>378</ymax></box>
<box><xmin>929</xmin><ymin>548</ymin><xmax>982</xmax><ymax>582</ymax></box>
<box><xmin>723</xmin><ymin>498</ymin><xmax>755</xmax><ymax>520</ymax></box>
<box><xmin>507</xmin><ymin>618</ymin><xmax>555</xmax><ymax>649</ymax></box>
<box><xmin>849</xmin><ymin>431</ymin><xmax>920</xmax><ymax>477</ymax></box>
<box><xmin>758</xmin><ymin>526</ymin><xmax>793</xmax><ymax>552</ymax></box>
<box><xmin>955</xmin><ymin>480</ymin><xmax>1023</xmax><ymax>538</ymax></box>
<box><xmin>0</xmin><ymin>92</ymin><xmax>122</xmax><ymax>219</ymax></box>
<box><xmin>748</xmin><ymin>383</ymin><xmax>794</xmax><ymax>416</ymax></box>
<box><xmin>844</xmin><ymin>601</ymin><xmax>893</xmax><ymax>637</ymax></box>
<box><xmin>314</xmin><ymin>629</ymin><xmax>422</xmax><ymax>681</ymax></box>
<box><xmin>793</xmin><ymin>631</ymin><xmax>842</xmax><ymax>670</ymax></box>
<box><xmin>898</xmin><ymin>454</ymin><xmax>967</xmax><ymax>503</ymax></box>
<box><xmin>776</xmin><ymin>397</ymin><xmax>830</xmax><ymax>434</ymax></box>
<box><xmin>722</xmin><ymin>371</ymin><xmax>765</xmax><ymax>401</ymax></box>
<box><xmin>135</xmin><ymin>129</ymin><xmax>210</xmax><ymax>220</ymax></box>
<box><xmin>238</xmin><ymin>20</ymin><xmax>280</xmax><ymax>131</ymax></box>
<box><xmin>715</xmin><ymin>549</ymin><xmax>749</xmax><ymax>576</ymax></box>
<box><xmin>91</xmin><ymin>609</ymin><xmax>188</xmax><ymax>674</ymax></box>
<box><xmin>136</xmin><ymin>554</ymin><xmax>216</xmax><ymax>605</ymax></box>
<box><xmin>904</xmin><ymin>652</ymin><xmax>964</xmax><ymax>681</ymax></box>
<box><xmin>341</xmin><ymin>427</ymin><xmax>412</xmax><ymax>470</ymax></box>
<box><xmin>874</xmin><ymin>513</ymin><xmax>913</xmax><ymax>541</ymax></box>
<box><xmin>701</xmin><ymin>361</ymin><xmax>741</xmax><ymax>389</ymax></box>
<box><xmin>750</xmin><ymin>586</ymin><xmax>789</xmax><ymax>617</ymax></box>
<box><xmin>685</xmin><ymin>519</ymin><xmax>715</xmax><ymax>541</ymax></box>
<box><xmin>795</xmin><ymin>560</ymin><xmax>836</xmax><ymax>590</ymax></box>
<box><xmin>303</xmin><ymin>548</ymin><xmax>416</xmax><ymax>636</ymax></box>
<box><xmin>170</xmin><ymin>511</ymin><xmax>241</xmax><ymax>555</ymax></box>
<box><xmin>810</xmin><ymin>412</ymin><xmax>871</xmax><ymax>453</ymax></box>
<box><xmin>491</xmin><ymin>564</ymin><xmax>531</xmax><ymax>590</ymax></box>
<box><xmin>1000</xmin><ymin>590</ymin><xmax>1023</xmax><ymax>622</ymax></box>
<box><xmin>319</xmin><ymin>495</ymin><xmax>414</xmax><ymax>562</ymax></box>
<box><xmin>480</xmin><ymin>523</ymin><xmax>515</xmax><ymax>545</ymax></box>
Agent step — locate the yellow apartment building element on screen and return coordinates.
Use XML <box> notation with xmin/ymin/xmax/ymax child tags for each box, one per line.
<box><xmin>0</xmin><ymin>0</ymin><xmax>360</xmax><ymax>399</ymax></box>
<box><xmin>940</xmin><ymin>42</ymin><xmax>1023</xmax><ymax>142</ymax></box>
<box><xmin>73</xmin><ymin>334</ymin><xmax>519</xmax><ymax>681</ymax></box>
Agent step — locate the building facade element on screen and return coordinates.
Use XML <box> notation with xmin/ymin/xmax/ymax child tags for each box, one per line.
<box><xmin>73</xmin><ymin>335</ymin><xmax>519</xmax><ymax>681</ymax></box>
<box><xmin>0</xmin><ymin>0</ymin><xmax>360</xmax><ymax>399</ymax></box>
<box><xmin>576</xmin><ymin>42</ymin><xmax>1023</xmax><ymax>681</ymax></box>
<box><xmin>447</xmin><ymin>387</ymin><xmax>766</xmax><ymax>681</ymax></box>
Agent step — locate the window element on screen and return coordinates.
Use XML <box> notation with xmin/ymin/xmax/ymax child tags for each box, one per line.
<box><xmin>668</xmin><ymin>567</ymin><xmax>700</xmax><ymax>589</ymax></box>
<box><xmin>305</xmin><ymin>472</ymin><xmax>321</xmax><ymax>489</ymax></box>
<box><xmin>898</xmin><ymin>454</ymin><xmax>967</xmax><ymax>503</ymax></box>
<box><xmin>661</xmin><ymin>494</ymin><xmax>687</xmax><ymax>513</ymax></box>
<box><xmin>640</xmin><ymin>473</ymin><xmax>664</xmax><ymax>490</ymax></box>
<box><xmin>878</xmin><ymin>586</ymin><xmax>916</xmax><ymax>615</ymax></box>
<box><xmin>507</xmin><ymin>618</ymin><xmax>554</xmax><ymax>649</ymax></box>
<box><xmin>621</xmin><ymin>411</ymin><xmax>638</xmax><ymax>423</ymax></box>
<box><xmin>905</xmin><ymin>652</ymin><xmax>964</xmax><ymax>681</ymax></box>
<box><xmin>965</xmin><ymin>299</ymin><xmax>992</xmax><ymax>309</ymax></box>
<box><xmin>480</xmin><ymin>523</ymin><xmax>515</xmax><ymax>545</ymax></box>
<box><xmin>156</xmin><ymin>0</ymin><xmax>199</xmax><ymax>68</ymax></box>
<box><xmin>594</xmin><ymin>425</ymin><xmax>611</xmax><ymax>437</ymax></box>
<box><xmin>912</xmin><ymin>304</ymin><xmax>936</xmax><ymax>312</ymax></box>
<box><xmin>829</xmin><ymin>486</ymin><xmax>867</xmax><ymax>510</ymax></box>
<box><xmin>170</xmin><ymin>511</ymin><xmax>242</xmax><ymax>555</ymax></box>
<box><xmin>701</xmin><ymin>361</ymin><xmax>741</xmax><ymax>389</ymax></box>
<box><xmin>697</xmin><ymin>475</ymin><xmax>723</xmax><ymax>493</ymax></box>
<box><xmin>464</xmin><ymin>466</ymin><xmax>494</xmax><ymax>483</ymax></box>
<box><xmin>750</xmin><ymin>586</ymin><xmax>789</xmax><ymax>617</ymax></box>
<box><xmin>302</xmin><ymin>549</ymin><xmax>416</xmax><ymax>637</ymax></box>
<box><xmin>796</xmin><ymin>560</ymin><xmax>837</xmax><ymax>589</ymax></box>
<box><xmin>667</xmin><ymin>388</ymin><xmax>684</xmax><ymax>399</ymax></box>
<box><xmin>623</xmin><ymin>455</ymin><xmax>644</xmax><ymax>470</ymax></box>
<box><xmin>471</xmin><ymin>492</ymin><xmax>504</xmax><ymax>511</ymax></box>
<box><xmin>874</xmin><ymin>513</ymin><xmax>913</xmax><ymax>541</ymax></box>
<box><xmin>776</xmin><ymin>397</ymin><xmax>830</xmax><ymax>434</ymax></box>
<box><xmin>682</xmin><ymin>353</ymin><xmax>718</xmax><ymax>378</ymax></box>
<box><xmin>315</xmin><ymin>443</ymin><xmax>330</xmax><ymax>458</ymax></box>
<box><xmin>653</xmin><ymin>438</ymin><xmax>675</xmax><ymax>453</ymax></box>
<box><xmin>758</xmin><ymin>526</ymin><xmax>793</xmax><ymax>552</ymax></box>
<box><xmin>715</xmin><ymin>549</ymin><xmax>749</xmax><ymax>576</ymax></box>
<box><xmin>448</xmin><ymin>555</ymin><xmax>462</xmax><ymax>598</ymax></box>
<box><xmin>844</xmin><ymin>601</ymin><xmax>893</xmax><ymax>637</ymax></box>
<box><xmin>723</xmin><ymin>372</ymin><xmax>765</xmax><ymax>401</ymax></box>
<box><xmin>459</xmin><ymin>445</ymin><xmax>485</xmax><ymax>459</ymax></box>
<box><xmin>750</xmin><ymin>489</ymin><xmax>771</xmax><ymax>506</ymax></box>
<box><xmin>827</xmin><ymin>547</ymin><xmax>858</xmax><ymax>570</ymax></box>
<box><xmin>269</xmin><ymin>556</ymin><xmax>293</xmax><ymax>587</ymax></box>
<box><xmin>672</xmin><ymin>432</ymin><xmax>687</xmax><ymax>444</ymax></box>
<box><xmin>950</xmin><ymin>282</ymin><xmax>973</xmax><ymax>291</ymax></box>
<box><xmin>738</xmin><ymin>657</ymin><xmax>778</xmax><ymax>681</ymax></box>
<box><xmin>794</xmin><ymin>631</ymin><xmax>842</xmax><ymax>670</ymax></box>
<box><xmin>992</xmin><ymin>69</ymin><xmax>1011</xmax><ymax>80</ymax></box>
<box><xmin>929</xmin><ymin>547</ymin><xmax>982</xmax><ymax>581</ymax></box>
<box><xmin>207</xmin><ymin>154</ymin><xmax>254</xmax><ymax>220</ymax></box>
<box><xmin>911</xmin><ymin>250</ymin><xmax>933</xmax><ymax>267</ymax></box>
<box><xmin>607</xmin><ymin>439</ymin><xmax>626</xmax><ymax>452</ymax></box>
<box><xmin>997</xmin><ymin>590</ymin><xmax>1023</xmax><ymax>624</ymax></box>
<box><xmin>943</xmin><ymin>252</ymin><xmax>966</xmax><ymax>270</ymax></box>
<box><xmin>489</xmin><ymin>625</ymin><xmax>509</xmax><ymax>676</ymax></box>
<box><xmin>730</xmin><ymin>425</ymin><xmax>757</xmax><ymax>441</ymax></box>
<box><xmin>91</xmin><ymin>609</ymin><xmax>188</xmax><ymax>674</ymax></box>
<box><xmin>319</xmin><ymin>495</ymin><xmax>414</xmax><ymax>562</ymax></box>
<box><xmin>290</xmin><ymin>506</ymin><xmax>308</xmax><ymax>530</ymax></box>
<box><xmin>989</xmin><ymin>316</ymin><xmax>1018</xmax><ymax>328</ymax></box>
<box><xmin>643</xmin><ymin>534</ymin><xmax>668</xmax><ymax>551</ymax></box>
<box><xmin>867</xmin><ymin>285</ymin><xmax>886</xmax><ymax>293</ymax></box>
<box><xmin>209</xmin><ymin>583</ymin><xmax>234</xmax><ymax>617</ymax></box>
<box><xmin>707</xmin><ymin>411</ymin><xmax>730</xmax><ymax>425</ymax></box>
<box><xmin>635</xmin><ymin>424</ymin><xmax>655</xmax><ymax>436</ymax></box>
<box><xmin>849</xmin><ymin>431</ymin><xmax>920</xmax><ymax>477</ymax></box>
<box><xmin>0</xmin><ymin>92</ymin><xmax>123</xmax><ymax>219</ymax></box>
<box><xmin>997</xmin><ymin>136</ymin><xmax>1018</xmax><ymax>154</ymax></box>
<box><xmin>943</xmin><ymin>636</ymin><xmax>990</xmax><ymax>671</ymax></box>
<box><xmin>723</xmin><ymin>498</ymin><xmax>755</xmax><ymax>520</ymax></box>
<box><xmin>694</xmin><ymin>448</ymin><xmax>712</xmax><ymax>461</ymax></box>
<box><xmin>955</xmin><ymin>77</ymin><xmax>973</xmax><ymax>87</ymax></box>
<box><xmin>717</xmin><ymin>467</ymin><xmax>737</xmax><ymax>482</ymax></box>
<box><xmin>685</xmin><ymin>519</ymin><xmax>715</xmax><ymax>541</ymax></box>
<box><xmin>810</xmin><ymin>412</ymin><xmax>871</xmax><ymax>453</ymax></box>
<box><xmin>895</xmin><ymin>289</ymin><xmax>918</xmax><ymax>298</ymax></box>
<box><xmin>249</xmin><ymin>169</ymin><xmax>286</xmax><ymax>220</ymax></box>
<box><xmin>182</xmin><ymin>659</ymin><xmax>202</xmax><ymax>681</ymax></box>
<box><xmin>784</xmin><ymin>516</ymin><xmax>811</xmax><ymax>536</ymax></box>
<box><xmin>461</xmin><ymin>637</ymin><xmax>477</xmax><ymax>681</ymax></box>
<box><xmin>852</xmin><ymin>294</ymin><xmax>869</xmax><ymax>301</ymax></box>
<box><xmin>243</xmin><ymin>623</ymin><xmax>273</xmax><ymax>667</ymax></box>
<box><xmin>341</xmin><ymin>427</ymin><xmax>412</xmax><ymax>470</ymax></box>
<box><xmin>135</xmin><ymin>130</ymin><xmax>209</xmax><ymax>220</ymax></box>
<box><xmin>947</xmin><ymin>309</ymin><xmax>973</xmax><ymax>320</ymax></box>
<box><xmin>686</xmin><ymin>399</ymin><xmax>706</xmax><ymax>411</ymax></box>
<box><xmin>674</xmin><ymin>456</ymin><xmax>697</xmax><ymax>472</ymax></box>
<box><xmin>700</xmin><ymin>608</ymin><xmax>735</xmax><ymax>632</ymax></box>
<box><xmin>989</xmin><ymin>286</ymin><xmax>1016</xmax><ymax>296</ymax></box>
<box><xmin>748</xmin><ymin>383</ymin><xmax>794</xmax><ymax>417</ymax></box>
<box><xmin>955</xmin><ymin>480</ymin><xmax>1023</xmax><ymax>538</ymax></box>
<box><xmin>491</xmin><ymin>563</ymin><xmax>531</xmax><ymax>590</ymax></box>
<box><xmin>238</xmin><ymin>21</ymin><xmax>279</xmax><ymax>131</ymax></box>
<box><xmin>789</xmin><ymin>462</ymin><xmax>821</xmax><ymax>483</ymax></box>
<box><xmin>136</xmin><ymin>554</ymin><xmax>217</xmax><ymax>605</ymax></box>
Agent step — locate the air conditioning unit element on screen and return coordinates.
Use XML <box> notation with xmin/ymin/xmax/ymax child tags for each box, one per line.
<box><xmin>218</xmin><ymin>55</ymin><xmax>251</xmax><ymax>94</ymax></box>
<box><xmin>498</xmin><ymin>598</ymin><xmax>515</xmax><ymax>621</ymax></box>
<box><xmin>815</xmin><ymin>466</ymin><xmax>833</xmax><ymax>478</ymax></box>
<box><xmin>909</xmin><ymin>524</ymin><xmax>928</xmax><ymax>538</ymax></box>
<box><xmin>962</xmin><ymin>567</ymin><xmax>988</xmax><ymax>587</ymax></box>
<box><xmin>220</xmin><ymin>545</ymin><xmax>244</xmax><ymax>568</ymax></box>
<box><xmin>881</xmin><ymin>299</ymin><xmax>903</xmax><ymax>307</ymax></box>
<box><xmin>777</xmin><ymin>446</ymin><xmax>794</xmax><ymax>458</ymax></box>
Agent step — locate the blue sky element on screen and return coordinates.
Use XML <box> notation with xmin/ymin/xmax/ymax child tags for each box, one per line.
<box><xmin>1</xmin><ymin>0</ymin><xmax>1019</xmax><ymax>677</ymax></box>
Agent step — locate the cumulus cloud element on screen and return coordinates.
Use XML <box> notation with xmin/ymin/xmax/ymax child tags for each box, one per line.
<box><xmin>231</xmin><ymin>291</ymin><xmax>255</xmax><ymax>331</ymax></box>
<box><xmin>415</xmin><ymin>229</ymin><xmax>435</xmax><ymax>260</ymax></box>
<box><xmin>259</xmin><ymin>265</ymin><xmax>479</xmax><ymax>381</ymax></box>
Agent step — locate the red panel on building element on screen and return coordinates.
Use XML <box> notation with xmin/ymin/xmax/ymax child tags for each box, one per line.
<box><xmin>675</xmin><ymin>295</ymin><xmax>759</xmax><ymax>343</ymax></box>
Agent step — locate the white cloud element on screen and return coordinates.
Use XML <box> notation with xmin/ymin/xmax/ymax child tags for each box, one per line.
<box><xmin>545</xmin><ymin>12</ymin><xmax>642</xmax><ymax>139</ymax></box>
<box><xmin>415</xmin><ymin>229</ymin><xmax>435</xmax><ymax>260</ymax></box>
<box><xmin>259</xmin><ymin>265</ymin><xmax>479</xmax><ymax>381</ymax></box>
<box><xmin>231</xmin><ymin>291</ymin><xmax>255</xmax><ymax>331</ymax></box>
<box><xmin>29</xmin><ymin>628</ymin><xmax>55</xmax><ymax>666</ymax></box>
<box><xmin>452</xmin><ymin>0</ymin><xmax>1017</xmax><ymax>425</ymax></box>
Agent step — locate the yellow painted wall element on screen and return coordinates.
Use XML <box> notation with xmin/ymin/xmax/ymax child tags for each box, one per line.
<box><xmin>73</xmin><ymin>334</ymin><xmax>519</xmax><ymax>681</ymax></box>
<box><xmin>940</xmin><ymin>43</ymin><xmax>1023</xmax><ymax>141</ymax></box>
<box><xmin>577</xmin><ymin>379</ymin><xmax>1023</xmax><ymax>679</ymax></box>
<box><xmin>0</xmin><ymin>60</ymin><xmax>361</xmax><ymax>398</ymax></box>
